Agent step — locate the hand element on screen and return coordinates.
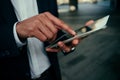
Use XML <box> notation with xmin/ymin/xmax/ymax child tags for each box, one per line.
<box><xmin>16</xmin><ymin>12</ymin><xmax>76</xmax><ymax>42</ymax></box>
<box><xmin>46</xmin><ymin>20</ymin><xmax>94</xmax><ymax>53</ymax></box>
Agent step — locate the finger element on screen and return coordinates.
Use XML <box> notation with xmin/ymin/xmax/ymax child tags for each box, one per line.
<box><xmin>36</xmin><ymin>20</ymin><xmax>54</xmax><ymax>40</ymax></box>
<box><xmin>33</xmin><ymin>30</ymin><xmax>47</xmax><ymax>42</ymax></box>
<box><xmin>38</xmin><ymin>14</ymin><xmax>58</xmax><ymax>34</ymax></box>
<box><xmin>35</xmin><ymin>18</ymin><xmax>54</xmax><ymax>40</ymax></box>
<box><xmin>85</xmin><ymin>20</ymin><xmax>94</xmax><ymax>26</ymax></box>
<box><xmin>49</xmin><ymin>34</ymin><xmax>57</xmax><ymax>43</ymax></box>
<box><xmin>72</xmin><ymin>38</ymin><xmax>80</xmax><ymax>47</ymax></box>
<box><xmin>58</xmin><ymin>41</ymin><xmax>71</xmax><ymax>52</ymax></box>
<box><xmin>46</xmin><ymin>48</ymin><xmax>60</xmax><ymax>52</ymax></box>
<box><xmin>44</xmin><ymin>12</ymin><xmax>76</xmax><ymax>36</ymax></box>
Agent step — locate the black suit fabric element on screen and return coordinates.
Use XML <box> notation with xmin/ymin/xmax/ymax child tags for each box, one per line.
<box><xmin>0</xmin><ymin>0</ymin><xmax>61</xmax><ymax>80</ymax></box>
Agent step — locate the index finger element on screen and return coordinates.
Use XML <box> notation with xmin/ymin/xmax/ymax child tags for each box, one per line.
<box><xmin>85</xmin><ymin>20</ymin><xmax>94</xmax><ymax>26</ymax></box>
<box><xmin>44</xmin><ymin>12</ymin><xmax>76</xmax><ymax>36</ymax></box>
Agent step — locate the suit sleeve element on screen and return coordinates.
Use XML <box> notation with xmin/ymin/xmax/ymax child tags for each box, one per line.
<box><xmin>0</xmin><ymin>22</ymin><xmax>20</xmax><ymax>58</ymax></box>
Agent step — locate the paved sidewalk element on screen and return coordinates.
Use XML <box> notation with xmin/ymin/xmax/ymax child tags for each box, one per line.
<box><xmin>58</xmin><ymin>1</ymin><xmax>120</xmax><ymax>80</ymax></box>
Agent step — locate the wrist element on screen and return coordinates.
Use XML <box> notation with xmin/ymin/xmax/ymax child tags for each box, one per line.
<box><xmin>13</xmin><ymin>22</ymin><xmax>26</xmax><ymax>47</ymax></box>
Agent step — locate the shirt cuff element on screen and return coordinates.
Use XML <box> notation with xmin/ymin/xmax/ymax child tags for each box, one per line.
<box><xmin>13</xmin><ymin>22</ymin><xmax>26</xmax><ymax>47</ymax></box>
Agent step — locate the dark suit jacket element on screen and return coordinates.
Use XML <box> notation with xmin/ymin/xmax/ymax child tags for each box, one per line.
<box><xmin>0</xmin><ymin>0</ymin><xmax>61</xmax><ymax>80</ymax></box>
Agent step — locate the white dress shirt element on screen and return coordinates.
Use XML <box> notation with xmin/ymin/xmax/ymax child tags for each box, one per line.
<box><xmin>11</xmin><ymin>0</ymin><xmax>50</xmax><ymax>79</ymax></box>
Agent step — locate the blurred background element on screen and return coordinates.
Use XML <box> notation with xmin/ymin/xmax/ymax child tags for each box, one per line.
<box><xmin>56</xmin><ymin>0</ymin><xmax>120</xmax><ymax>80</ymax></box>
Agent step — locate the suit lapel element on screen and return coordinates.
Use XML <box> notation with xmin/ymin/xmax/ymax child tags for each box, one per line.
<box><xmin>1</xmin><ymin>0</ymin><xmax>58</xmax><ymax>24</ymax></box>
<box><xmin>36</xmin><ymin>0</ymin><xmax>49</xmax><ymax>13</ymax></box>
<box><xmin>1</xmin><ymin>0</ymin><xmax>18</xmax><ymax>24</ymax></box>
<box><xmin>36</xmin><ymin>0</ymin><xmax>58</xmax><ymax>17</ymax></box>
